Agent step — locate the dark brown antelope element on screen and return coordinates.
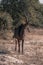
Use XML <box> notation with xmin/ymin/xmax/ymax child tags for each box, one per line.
<box><xmin>13</xmin><ymin>16</ymin><xmax>30</xmax><ymax>54</ymax></box>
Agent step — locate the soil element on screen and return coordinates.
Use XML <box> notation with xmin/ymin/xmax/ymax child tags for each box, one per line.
<box><xmin>0</xmin><ymin>27</ymin><xmax>43</xmax><ymax>65</ymax></box>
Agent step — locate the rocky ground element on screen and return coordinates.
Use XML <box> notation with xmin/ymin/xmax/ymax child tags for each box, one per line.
<box><xmin>0</xmin><ymin>28</ymin><xmax>43</xmax><ymax>65</ymax></box>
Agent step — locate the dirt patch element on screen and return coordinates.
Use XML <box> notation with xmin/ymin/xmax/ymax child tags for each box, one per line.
<box><xmin>0</xmin><ymin>28</ymin><xmax>43</xmax><ymax>65</ymax></box>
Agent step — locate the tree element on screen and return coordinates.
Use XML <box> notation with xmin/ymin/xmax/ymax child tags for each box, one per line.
<box><xmin>1</xmin><ymin>0</ymin><xmax>43</xmax><ymax>28</ymax></box>
<box><xmin>1</xmin><ymin>0</ymin><xmax>29</xmax><ymax>28</ymax></box>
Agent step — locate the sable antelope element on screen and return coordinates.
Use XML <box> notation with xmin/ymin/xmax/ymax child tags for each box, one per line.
<box><xmin>13</xmin><ymin>16</ymin><xmax>30</xmax><ymax>53</ymax></box>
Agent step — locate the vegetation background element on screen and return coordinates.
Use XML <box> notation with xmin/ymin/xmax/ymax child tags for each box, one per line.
<box><xmin>0</xmin><ymin>0</ymin><xmax>43</xmax><ymax>30</ymax></box>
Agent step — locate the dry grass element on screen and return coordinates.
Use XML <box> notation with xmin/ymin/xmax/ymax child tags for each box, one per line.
<box><xmin>0</xmin><ymin>28</ymin><xmax>43</xmax><ymax>65</ymax></box>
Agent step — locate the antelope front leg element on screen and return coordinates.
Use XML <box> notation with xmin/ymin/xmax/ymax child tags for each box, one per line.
<box><xmin>22</xmin><ymin>39</ymin><xmax>24</xmax><ymax>54</ymax></box>
<box><xmin>15</xmin><ymin>39</ymin><xmax>17</xmax><ymax>51</ymax></box>
<box><xmin>18</xmin><ymin>40</ymin><xmax>20</xmax><ymax>53</ymax></box>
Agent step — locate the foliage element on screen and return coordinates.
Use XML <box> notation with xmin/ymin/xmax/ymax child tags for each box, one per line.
<box><xmin>0</xmin><ymin>0</ymin><xmax>43</xmax><ymax>29</ymax></box>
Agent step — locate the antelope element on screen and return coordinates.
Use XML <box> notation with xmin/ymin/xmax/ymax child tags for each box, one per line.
<box><xmin>13</xmin><ymin>16</ymin><xmax>30</xmax><ymax>54</ymax></box>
